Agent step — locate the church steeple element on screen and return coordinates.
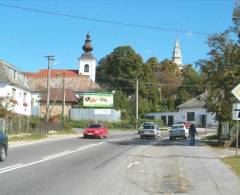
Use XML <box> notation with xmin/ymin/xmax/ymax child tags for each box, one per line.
<box><xmin>172</xmin><ymin>34</ymin><xmax>184</xmax><ymax>69</ymax></box>
<box><xmin>82</xmin><ymin>32</ymin><xmax>93</xmax><ymax>53</ymax></box>
<box><xmin>79</xmin><ymin>32</ymin><xmax>96</xmax><ymax>82</ymax></box>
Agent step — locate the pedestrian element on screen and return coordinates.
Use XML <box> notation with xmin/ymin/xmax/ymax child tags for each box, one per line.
<box><xmin>189</xmin><ymin>124</ymin><xmax>198</xmax><ymax>146</ymax></box>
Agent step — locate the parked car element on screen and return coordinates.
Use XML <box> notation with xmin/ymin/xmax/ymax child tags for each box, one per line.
<box><xmin>169</xmin><ymin>124</ymin><xmax>189</xmax><ymax>140</ymax></box>
<box><xmin>138</xmin><ymin>122</ymin><xmax>154</xmax><ymax>134</ymax></box>
<box><xmin>140</xmin><ymin>124</ymin><xmax>161</xmax><ymax>139</ymax></box>
<box><xmin>0</xmin><ymin>131</ymin><xmax>8</xmax><ymax>161</ymax></box>
<box><xmin>83</xmin><ymin>124</ymin><xmax>108</xmax><ymax>139</ymax></box>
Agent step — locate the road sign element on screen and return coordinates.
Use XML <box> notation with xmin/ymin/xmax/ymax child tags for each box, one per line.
<box><xmin>231</xmin><ymin>83</ymin><xmax>240</xmax><ymax>101</ymax></box>
<box><xmin>232</xmin><ymin>103</ymin><xmax>240</xmax><ymax>120</ymax></box>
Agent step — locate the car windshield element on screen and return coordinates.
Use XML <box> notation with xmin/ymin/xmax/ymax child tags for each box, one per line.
<box><xmin>171</xmin><ymin>125</ymin><xmax>184</xmax><ymax>129</ymax></box>
<box><xmin>89</xmin><ymin>124</ymin><xmax>102</xmax><ymax>128</ymax></box>
<box><xmin>143</xmin><ymin>125</ymin><xmax>155</xmax><ymax>129</ymax></box>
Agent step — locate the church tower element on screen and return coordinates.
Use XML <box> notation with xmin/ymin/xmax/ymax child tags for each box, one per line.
<box><xmin>172</xmin><ymin>35</ymin><xmax>184</xmax><ymax>69</ymax></box>
<box><xmin>79</xmin><ymin>32</ymin><xmax>96</xmax><ymax>82</ymax></box>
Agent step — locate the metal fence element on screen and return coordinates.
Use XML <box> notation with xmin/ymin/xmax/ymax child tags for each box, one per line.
<box><xmin>0</xmin><ymin>116</ymin><xmax>64</xmax><ymax>135</ymax></box>
<box><xmin>0</xmin><ymin>116</ymin><xmax>39</xmax><ymax>134</ymax></box>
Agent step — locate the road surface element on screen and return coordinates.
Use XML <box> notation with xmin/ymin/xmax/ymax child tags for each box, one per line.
<box><xmin>0</xmin><ymin>131</ymin><xmax>239</xmax><ymax>195</ymax></box>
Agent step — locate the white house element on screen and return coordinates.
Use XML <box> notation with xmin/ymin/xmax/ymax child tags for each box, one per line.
<box><xmin>0</xmin><ymin>60</ymin><xmax>31</xmax><ymax>115</ymax></box>
<box><xmin>145</xmin><ymin>93</ymin><xmax>218</xmax><ymax>127</ymax></box>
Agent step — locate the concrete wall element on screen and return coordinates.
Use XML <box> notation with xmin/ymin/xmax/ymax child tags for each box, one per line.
<box><xmin>40</xmin><ymin>103</ymin><xmax>73</xmax><ymax>117</ymax></box>
<box><xmin>0</xmin><ymin>82</ymin><xmax>31</xmax><ymax>115</ymax></box>
<box><xmin>31</xmin><ymin>92</ymin><xmax>41</xmax><ymax>116</ymax></box>
<box><xmin>70</xmin><ymin>108</ymin><xmax>121</xmax><ymax>122</ymax></box>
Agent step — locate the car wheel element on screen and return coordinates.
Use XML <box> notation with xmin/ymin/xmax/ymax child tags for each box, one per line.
<box><xmin>0</xmin><ymin>145</ymin><xmax>6</xmax><ymax>161</ymax></box>
<box><xmin>140</xmin><ymin>135</ymin><xmax>144</xmax><ymax>139</ymax></box>
<box><xmin>83</xmin><ymin>134</ymin><xmax>87</xmax><ymax>138</ymax></box>
<box><xmin>169</xmin><ymin>137</ymin><xmax>172</xmax><ymax>140</ymax></box>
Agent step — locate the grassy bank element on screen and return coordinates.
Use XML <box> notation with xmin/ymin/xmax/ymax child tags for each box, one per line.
<box><xmin>9</xmin><ymin>134</ymin><xmax>47</xmax><ymax>142</ymax></box>
<box><xmin>221</xmin><ymin>156</ymin><xmax>240</xmax><ymax>176</ymax></box>
<box><xmin>8</xmin><ymin>129</ymin><xmax>76</xmax><ymax>142</ymax></box>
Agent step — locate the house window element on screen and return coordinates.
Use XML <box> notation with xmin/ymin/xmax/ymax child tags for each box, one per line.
<box><xmin>12</xmin><ymin>88</ymin><xmax>16</xmax><ymax>100</ymax></box>
<box><xmin>187</xmin><ymin>112</ymin><xmax>195</xmax><ymax>121</ymax></box>
<box><xmin>14</xmin><ymin>70</ymin><xmax>17</xmax><ymax>80</ymax></box>
<box><xmin>84</xmin><ymin>64</ymin><xmax>89</xmax><ymax>72</ymax></box>
<box><xmin>23</xmin><ymin>93</ymin><xmax>27</xmax><ymax>104</ymax></box>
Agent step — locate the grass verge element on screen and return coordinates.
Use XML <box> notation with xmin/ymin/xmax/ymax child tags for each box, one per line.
<box><xmin>221</xmin><ymin>156</ymin><xmax>240</xmax><ymax>176</ymax></box>
<box><xmin>9</xmin><ymin>134</ymin><xmax>47</xmax><ymax>142</ymax></box>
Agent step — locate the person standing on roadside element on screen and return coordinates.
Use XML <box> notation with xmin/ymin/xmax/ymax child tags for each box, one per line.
<box><xmin>189</xmin><ymin>124</ymin><xmax>198</xmax><ymax>146</ymax></box>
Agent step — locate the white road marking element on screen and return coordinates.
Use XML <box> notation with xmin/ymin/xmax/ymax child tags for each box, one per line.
<box><xmin>0</xmin><ymin>164</ymin><xmax>23</xmax><ymax>171</ymax></box>
<box><xmin>127</xmin><ymin>161</ymin><xmax>140</xmax><ymax>169</ymax></box>
<box><xmin>43</xmin><ymin>151</ymin><xmax>71</xmax><ymax>160</ymax></box>
<box><xmin>0</xmin><ymin>136</ymin><xmax>135</xmax><ymax>175</ymax></box>
<box><xmin>107</xmin><ymin>136</ymin><xmax>135</xmax><ymax>142</ymax></box>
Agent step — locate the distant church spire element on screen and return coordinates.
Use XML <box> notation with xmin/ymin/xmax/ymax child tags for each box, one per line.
<box><xmin>172</xmin><ymin>34</ymin><xmax>184</xmax><ymax>69</ymax></box>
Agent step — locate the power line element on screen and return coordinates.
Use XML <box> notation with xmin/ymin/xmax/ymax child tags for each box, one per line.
<box><xmin>0</xmin><ymin>2</ymin><xmax>210</xmax><ymax>36</ymax></box>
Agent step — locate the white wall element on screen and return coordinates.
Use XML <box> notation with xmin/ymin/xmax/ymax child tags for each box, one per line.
<box><xmin>79</xmin><ymin>58</ymin><xmax>96</xmax><ymax>82</ymax></box>
<box><xmin>0</xmin><ymin>82</ymin><xmax>31</xmax><ymax>115</ymax></box>
<box><xmin>145</xmin><ymin>107</ymin><xmax>218</xmax><ymax>127</ymax></box>
<box><xmin>145</xmin><ymin>112</ymin><xmax>180</xmax><ymax>126</ymax></box>
<box><xmin>31</xmin><ymin>92</ymin><xmax>41</xmax><ymax>116</ymax></box>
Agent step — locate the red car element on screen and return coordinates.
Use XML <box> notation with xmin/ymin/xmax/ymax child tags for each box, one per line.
<box><xmin>83</xmin><ymin>124</ymin><xmax>108</xmax><ymax>139</ymax></box>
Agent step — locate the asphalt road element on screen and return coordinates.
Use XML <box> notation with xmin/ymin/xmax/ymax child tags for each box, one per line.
<box><xmin>0</xmin><ymin>131</ymin><xmax>240</xmax><ymax>195</ymax></box>
<box><xmin>0</xmin><ymin>132</ymin><xmax>156</xmax><ymax>195</ymax></box>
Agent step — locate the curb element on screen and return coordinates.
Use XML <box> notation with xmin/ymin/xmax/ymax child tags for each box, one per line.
<box><xmin>9</xmin><ymin>134</ymin><xmax>82</xmax><ymax>148</ymax></box>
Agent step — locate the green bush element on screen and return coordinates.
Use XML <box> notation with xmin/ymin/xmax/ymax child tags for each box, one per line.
<box><xmin>65</xmin><ymin>118</ymin><xmax>163</xmax><ymax>130</ymax></box>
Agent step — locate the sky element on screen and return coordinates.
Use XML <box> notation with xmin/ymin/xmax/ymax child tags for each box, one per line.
<box><xmin>0</xmin><ymin>0</ymin><xmax>236</xmax><ymax>72</ymax></box>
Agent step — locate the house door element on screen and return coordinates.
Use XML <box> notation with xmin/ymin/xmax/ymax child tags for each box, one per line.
<box><xmin>201</xmin><ymin>115</ymin><xmax>206</xmax><ymax>127</ymax></box>
<box><xmin>168</xmin><ymin>115</ymin><xmax>174</xmax><ymax>126</ymax></box>
<box><xmin>161</xmin><ymin>116</ymin><xmax>166</xmax><ymax>126</ymax></box>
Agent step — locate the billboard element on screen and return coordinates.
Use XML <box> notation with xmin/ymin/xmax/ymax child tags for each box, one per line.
<box><xmin>83</xmin><ymin>93</ymin><xmax>113</xmax><ymax>108</ymax></box>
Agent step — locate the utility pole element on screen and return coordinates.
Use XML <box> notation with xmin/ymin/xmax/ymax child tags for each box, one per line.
<box><xmin>159</xmin><ymin>87</ymin><xmax>161</xmax><ymax>102</ymax></box>
<box><xmin>136</xmin><ymin>78</ymin><xmax>139</xmax><ymax>129</ymax></box>
<box><xmin>45</xmin><ymin>55</ymin><xmax>54</xmax><ymax>125</ymax></box>
<box><xmin>236</xmin><ymin>121</ymin><xmax>239</xmax><ymax>157</ymax></box>
<box><xmin>62</xmin><ymin>73</ymin><xmax>66</xmax><ymax>120</ymax></box>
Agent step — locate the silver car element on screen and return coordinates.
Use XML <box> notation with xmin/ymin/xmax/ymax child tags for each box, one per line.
<box><xmin>169</xmin><ymin>124</ymin><xmax>189</xmax><ymax>140</ymax></box>
<box><xmin>138</xmin><ymin>122</ymin><xmax>154</xmax><ymax>134</ymax></box>
<box><xmin>140</xmin><ymin>124</ymin><xmax>161</xmax><ymax>139</ymax></box>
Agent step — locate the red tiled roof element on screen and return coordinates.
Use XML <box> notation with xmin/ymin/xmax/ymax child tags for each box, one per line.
<box><xmin>40</xmin><ymin>88</ymin><xmax>78</xmax><ymax>103</ymax></box>
<box><xmin>27</xmin><ymin>76</ymin><xmax>101</xmax><ymax>92</ymax></box>
<box><xmin>25</xmin><ymin>69</ymin><xmax>79</xmax><ymax>78</ymax></box>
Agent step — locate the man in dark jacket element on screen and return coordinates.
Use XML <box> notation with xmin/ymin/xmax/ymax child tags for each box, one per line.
<box><xmin>189</xmin><ymin>124</ymin><xmax>198</xmax><ymax>146</ymax></box>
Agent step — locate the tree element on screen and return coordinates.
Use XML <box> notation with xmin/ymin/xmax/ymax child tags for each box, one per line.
<box><xmin>0</xmin><ymin>96</ymin><xmax>16</xmax><ymax>118</ymax></box>
<box><xmin>138</xmin><ymin>57</ymin><xmax>161</xmax><ymax>113</ymax></box>
<box><xmin>176</xmin><ymin>64</ymin><xmax>202</xmax><ymax>105</ymax></box>
<box><xmin>157</xmin><ymin>59</ymin><xmax>182</xmax><ymax>111</ymax></box>
<box><xmin>198</xmin><ymin>30</ymin><xmax>240</xmax><ymax>137</ymax></box>
<box><xmin>97</xmin><ymin>46</ymin><xmax>144</xmax><ymax>95</ymax></box>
